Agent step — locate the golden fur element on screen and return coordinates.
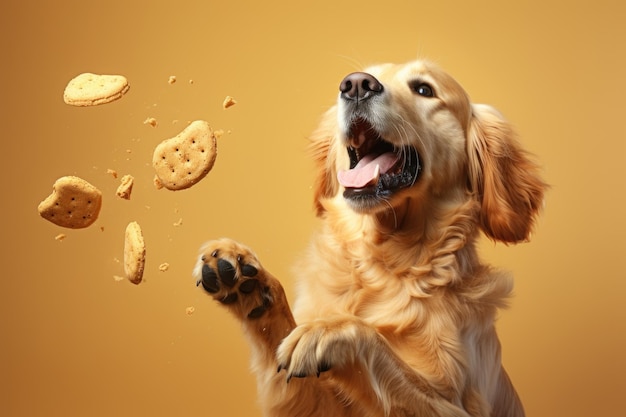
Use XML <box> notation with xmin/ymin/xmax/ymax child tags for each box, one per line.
<box><xmin>194</xmin><ymin>59</ymin><xmax>546</xmax><ymax>417</ymax></box>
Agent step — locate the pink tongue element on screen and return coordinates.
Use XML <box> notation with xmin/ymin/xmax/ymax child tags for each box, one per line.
<box><xmin>337</xmin><ymin>153</ymin><xmax>399</xmax><ymax>188</ymax></box>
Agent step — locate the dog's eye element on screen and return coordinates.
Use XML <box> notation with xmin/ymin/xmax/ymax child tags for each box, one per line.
<box><xmin>410</xmin><ymin>82</ymin><xmax>435</xmax><ymax>97</ymax></box>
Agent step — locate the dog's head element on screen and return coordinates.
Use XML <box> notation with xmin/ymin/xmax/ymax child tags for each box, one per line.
<box><xmin>310</xmin><ymin>60</ymin><xmax>546</xmax><ymax>243</ymax></box>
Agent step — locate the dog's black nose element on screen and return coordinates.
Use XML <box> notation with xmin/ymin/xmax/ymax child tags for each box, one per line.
<box><xmin>339</xmin><ymin>72</ymin><xmax>383</xmax><ymax>101</ymax></box>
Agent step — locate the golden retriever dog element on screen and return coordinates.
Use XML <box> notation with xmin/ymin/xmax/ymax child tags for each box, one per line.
<box><xmin>193</xmin><ymin>59</ymin><xmax>546</xmax><ymax>417</ymax></box>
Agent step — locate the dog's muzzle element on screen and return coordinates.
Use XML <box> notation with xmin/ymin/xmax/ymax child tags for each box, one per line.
<box><xmin>337</xmin><ymin>72</ymin><xmax>422</xmax><ymax>205</ymax></box>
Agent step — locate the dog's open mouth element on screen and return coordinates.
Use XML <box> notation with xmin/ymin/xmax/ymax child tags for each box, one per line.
<box><xmin>338</xmin><ymin>118</ymin><xmax>421</xmax><ymax>201</ymax></box>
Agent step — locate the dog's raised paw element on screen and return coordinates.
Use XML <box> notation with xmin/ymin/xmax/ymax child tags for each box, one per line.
<box><xmin>276</xmin><ymin>319</ymin><xmax>374</xmax><ymax>382</ymax></box>
<box><xmin>194</xmin><ymin>238</ymin><xmax>272</xmax><ymax>319</ymax></box>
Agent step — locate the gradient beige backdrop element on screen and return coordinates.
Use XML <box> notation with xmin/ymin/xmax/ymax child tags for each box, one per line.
<box><xmin>1</xmin><ymin>0</ymin><xmax>624</xmax><ymax>416</ymax></box>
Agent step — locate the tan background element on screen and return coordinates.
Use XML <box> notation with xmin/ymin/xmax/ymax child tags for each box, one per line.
<box><xmin>1</xmin><ymin>0</ymin><xmax>625</xmax><ymax>416</ymax></box>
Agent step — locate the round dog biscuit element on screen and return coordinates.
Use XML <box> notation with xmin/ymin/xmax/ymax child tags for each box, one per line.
<box><xmin>38</xmin><ymin>176</ymin><xmax>102</xmax><ymax>229</ymax></box>
<box><xmin>63</xmin><ymin>72</ymin><xmax>130</xmax><ymax>106</ymax></box>
<box><xmin>152</xmin><ymin>120</ymin><xmax>217</xmax><ymax>190</ymax></box>
<box><xmin>124</xmin><ymin>221</ymin><xmax>146</xmax><ymax>285</ymax></box>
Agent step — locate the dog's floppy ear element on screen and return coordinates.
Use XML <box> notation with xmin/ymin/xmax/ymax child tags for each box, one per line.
<box><xmin>309</xmin><ymin>106</ymin><xmax>340</xmax><ymax>216</ymax></box>
<box><xmin>467</xmin><ymin>104</ymin><xmax>547</xmax><ymax>243</ymax></box>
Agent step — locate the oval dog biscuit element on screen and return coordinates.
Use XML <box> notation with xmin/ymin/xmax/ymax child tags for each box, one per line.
<box><xmin>152</xmin><ymin>120</ymin><xmax>217</xmax><ymax>190</ymax></box>
<box><xmin>38</xmin><ymin>176</ymin><xmax>102</xmax><ymax>229</ymax></box>
<box><xmin>63</xmin><ymin>72</ymin><xmax>130</xmax><ymax>106</ymax></box>
<box><xmin>124</xmin><ymin>221</ymin><xmax>146</xmax><ymax>285</ymax></box>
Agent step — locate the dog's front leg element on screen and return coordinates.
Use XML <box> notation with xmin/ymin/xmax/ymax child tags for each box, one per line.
<box><xmin>194</xmin><ymin>238</ymin><xmax>296</xmax><ymax>364</ymax></box>
<box><xmin>194</xmin><ymin>239</ymin><xmax>352</xmax><ymax>417</ymax></box>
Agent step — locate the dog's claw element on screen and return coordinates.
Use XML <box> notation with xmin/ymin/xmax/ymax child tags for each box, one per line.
<box><xmin>318</xmin><ymin>361</ymin><xmax>332</xmax><ymax>374</ymax></box>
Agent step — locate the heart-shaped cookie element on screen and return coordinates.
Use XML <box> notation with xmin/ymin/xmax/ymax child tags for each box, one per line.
<box><xmin>38</xmin><ymin>176</ymin><xmax>102</xmax><ymax>229</ymax></box>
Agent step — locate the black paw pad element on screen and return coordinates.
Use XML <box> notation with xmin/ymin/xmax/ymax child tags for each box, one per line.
<box><xmin>239</xmin><ymin>278</ymin><xmax>258</xmax><ymax>294</ymax></box>
<box><xmin>219</xmin><ymin>292</ymin><xmax>238</xmax><ymax>304</ymax></box>
<box><xmin>248</xmin><ymin>305</ymin><xmax>267</xmax><ymax>319</ymax></box>
<box><xmin>241</xmin><ymin>264</ymin><xmax>258</xmax><ymax>277</ymax></box>
<box><xmin>200</xmin><ymin>264</ymin><xmax>219</xmax><ymax>293</ymax></box>
<box><xmin>217</xmin><ymin>259</ymin><xmax>237</xmax><ymax>287</ymax></box>
<box><xmin>247</xmin><ymin>286</ymin><xmax>273</xmax><ymax>319</ymax></box>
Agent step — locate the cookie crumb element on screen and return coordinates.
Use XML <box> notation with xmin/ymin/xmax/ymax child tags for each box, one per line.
<box><xmin>55</xmin><ymin>233</ymin><xmax>66</xmax><ymax>241</ymax></box>
<box><xmin>144</xmin><ymin>117</ymin><xmax>158</xmax><ymax>127</ymax></box>
<box><xmin>168</xmin><ymin>75</ymin><xmax>177</xmax><ymax>84</ymax></box>
<box><xmin>185</xmin><ymin>306</ymin><xmax>195</xmax><ymax>315</ymax></box>
<box><xmin>173</xmin><ymin>218</ymin><xmax>183</xmax><ymax>227</ymax></box>
<box><xmin>116</xmin><ymin>174</ymin><xmax>134</xmax><ymax>200</ymax></box>
<box><xmin>223</xmin><ymin>95</ymin><xmax>237</xmax><ymax>109</ymax></box>
<box><xmin>153</xmin><ymin>175</ymin><xmax>164</xmax><ymax>190</ymax></box>
<box><xmin>107</xmin><ymin>169</ymin><xmax>118</xmax><ymax>179</ymax></box>
<box><xmin>158</xmin><ymin>263</ymin><xmax>170</xmax><ymax>272</ymax></box>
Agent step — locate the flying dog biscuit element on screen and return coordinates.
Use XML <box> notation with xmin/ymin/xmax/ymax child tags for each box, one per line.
<box><xmin>63</xmin><ymin>73</ymin><xmax>130</xmax><ymax>106</ymax></box>
<box><xmin>38</xmin><ymin>176</ymin><xmax>102</xmax><ymax>229</ymax></box>
<box><xmin>152</xmin><ymin>120</ymin><xmax>217</xmax><ymax>190</ymax></box>
<box><xmin>124</xmin><ymin>221</ymin><xmax>146</xmax><ymax>285</ymax></box>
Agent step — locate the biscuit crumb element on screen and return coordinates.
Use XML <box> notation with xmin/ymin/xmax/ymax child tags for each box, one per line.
<box><xmin>144</xmin><ymin>117</ymin><xmax>158</xmax><ymax>127</ymax></box>
<box><xmin>185</xmin><ymin>306</ymin><xmax>195</xmax><ymax>315</ymax></box>
<box><xmin>189</xmin><ymin>79</ymin><xmax>194</xmax><ymax>84</ymax></box>
<box><xmin>223</xmin><ymin>95</ymin><xmax>237</xmax><ymax>109</ymax></box>
<box><xmin>107</xmin><ymin>169</ymin><xmax>118</xmax><ymax>179</ymax></box>
<box><xmin>173</xmin><ymin>218</ymin><xmax>183</xmax><ymax>227</ymax></box>
<box><xmin>116</xmin><ymin>174</ymin><xmax>134</xmax><ymax>200</ymax></box>
<box><xmin>113</xmin><ymin>275</ymin><xmax>124</xmax><ymax>282</ymax></box>
<box><xmin>153</xmin><ymin>175</ymin><xmax>164</xmax><ymax>190</ymax></box>
<box><xmin>214</xmin><ymin>129</ymin><xmax>224</xmax><ymax>139</ymax></box>
<box><xmin>159</xmin><ymin>263</ymin><xmax>170</xmax><ymax>272</ymax></box>
<box><xmin>168</xmin><ymin>75</ymin><xmax>177</xmax><ymax>84</ymax></box>
<box><xmin>55</xmin><ymin>233</ymin><xmax>66</xmax><ymax>241</ymax></box>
